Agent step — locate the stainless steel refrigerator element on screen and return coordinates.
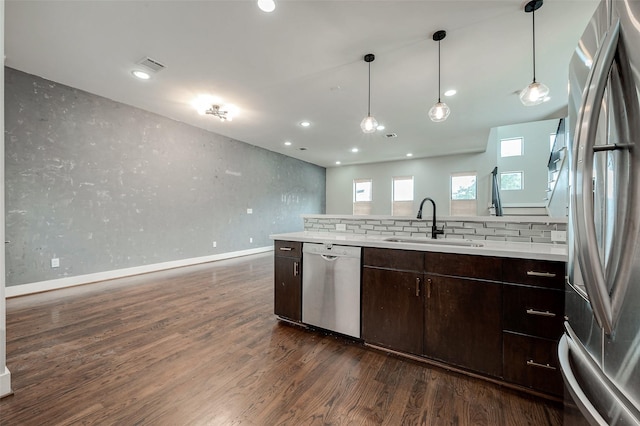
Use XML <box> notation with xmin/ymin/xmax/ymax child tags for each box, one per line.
<box><xmin>559</xmin><ymin>0</ymin><xmax>640</xmax><ymax>424</ymax></box>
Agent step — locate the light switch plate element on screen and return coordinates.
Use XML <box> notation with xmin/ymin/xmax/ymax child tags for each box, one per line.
<box><xmin>551</xmin><ymin>230</ymin><xmax>567</xmax><ymax>242</ymax></box>
<box><xmin>336</xmin><ymin>223</ymin><xmax>347</xmax><ymax>231</ymax></box>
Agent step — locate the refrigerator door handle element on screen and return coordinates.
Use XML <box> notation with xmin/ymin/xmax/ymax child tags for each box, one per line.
<box><xmin>559</xmin><ymin>333</ymin><xmax>609</xmax><ymax>426</ymax></box>
<box><xmin>571</xmin><ymin>18</ymin><xmax>621</xmax><ymax>334</ymax></box>
<box><xmin>559</xmin><ymin>324</ymin><xmax>640</xmax><ymax>425</ymax></box>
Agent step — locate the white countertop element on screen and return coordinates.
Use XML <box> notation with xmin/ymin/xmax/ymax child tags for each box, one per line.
<box><xmin>270</xmin><ymin>231</ymin><xmax>567</xmax><ymax>262</ymax></box>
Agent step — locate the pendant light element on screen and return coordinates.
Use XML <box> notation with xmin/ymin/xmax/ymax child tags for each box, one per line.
<box><xmin>428</xmin><ymin>30</ymin><xmax>450</xmax><ymax>123</ymax></box>
<box><xmin>520</xmin><ymin>0</ymin><xmax>549</xmax><ymax>106</ymax></box>
<box><xmin>360</xmin><ymin>53</ymin><xmax>378</xmax><ymax>134</ymax></box>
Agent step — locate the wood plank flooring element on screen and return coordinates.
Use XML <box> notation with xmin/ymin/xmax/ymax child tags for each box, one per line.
<box><xmin>1</xmin><ymin>253</ymin><xmax>581</xmax><ymax>425</ymax></box>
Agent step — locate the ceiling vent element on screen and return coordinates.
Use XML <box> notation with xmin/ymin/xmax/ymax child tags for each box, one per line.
<box><xmin>136</xmin><ymin>57</ymin><xmax>166</xmax><ymax>73</ymax></box>
<box><xmin>385</xmin><ymin>133</ymin><xmax>398</xmax><ymax>138</ymax></box>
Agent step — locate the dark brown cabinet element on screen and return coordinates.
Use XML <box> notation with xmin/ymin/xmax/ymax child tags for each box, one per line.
<box><xmin>362</xmin><ymin>248</ymin><xmax>424</xmax><ymax>355</ymax></box>
<box><xmin>274</xmin><ymin>240</ymin><xmax>302</xmax><ymax>322</ymax></box>
<box><xmin>502</xmin><ymin>258</ymin><xmax>565</xmax><ymax>396</ymax></box>
<box><xmin>424</xmin><ymin>253</ymin><xmax>503</xmax><ymax>377</ymax></box>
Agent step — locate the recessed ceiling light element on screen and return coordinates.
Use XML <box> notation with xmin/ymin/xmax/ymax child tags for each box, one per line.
<box><xmin>335</xmin><ymin>161</ymin><xmax>341</xmax><ymax>165</ymax></box>
<box><xmin>444</xmin><ymin>89</ymin><xmax>457</xmax><ymax>97</ymax></box>
<box><xmin>376</xmin><ymin>124</ymin><xmax>385</xmax><ymax>131</ymax></box>
<box><xmin>257</xmin><ymin>0</ymin><xmax>276</xmax><ymax>12</ymax></box>
<box><xmin>351</xmin><ymin>148</ymin><xmax>359</xmax><ymax>153</ymax></box>
<box><xmin>284</xmin><ymin>141</ymin><xmax>292</xmax><ymax>146</ymax></box>
<box><xmin>300</xmin><ymin>121</ymin><xmax>311</xmax><ymax>127</ymax></box>
<box><xmin>132</xmin><ymin>70</ymin><xmax>151</xmax><ymax>80</ymax></box>
<box><xmin>406</xmin><ymin>153</ymin><xmax>413</xmax><ymax>157</ymax></box>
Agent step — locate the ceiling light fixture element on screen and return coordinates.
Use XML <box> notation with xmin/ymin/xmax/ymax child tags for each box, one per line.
<box><xmin>351</xmin><ymin>148</ymin><xmax>359</xmax><ymax>153</ymax></box>
<box><xmin>444</xmin><ymin>89</ymin><xmax>457</xmax><ymax>97</ymax></box>
<box><xmin>131</xmin><ymin>70</ymin><xmax>151</xmax><ymax>80</ymax></box>
<box><xmin>360</xmin><ymin>53</ymin><xmax>378</xmax><ymax>133</ymax></box>
<box><xmin>300</xmin><ymin>121</ymin><xmax>311</xmax><ymax>127</ymax></box>
<box><xmin>257</xmin><ymin>0</ymin><xmax>276</xmax><ymax>13</ymax></box>
<box><xmin>428</xmin><ymin>30</ymin><xmax>450</xmax><ymax>123</ymax></box>
<box><xmin>284</xmin><ymin>141</ymin><xmax>292</xmax><ymax>146</ymax></box>
<box><xmin>520</xmin><ymin>0</ymin><xmax>549</xmax><ymax>106</ymax></box>
<box><xmin>204</xmin><ymin>104</ymin><xmax>235</xmax><ymax>122</ymax></box>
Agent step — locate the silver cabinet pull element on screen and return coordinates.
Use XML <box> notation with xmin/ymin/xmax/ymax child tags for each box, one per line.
<box><xmin>426</xmin><ymin>278</ymin><xmax>432</xmax><ymax>299</ymax></box>
<box><xmin>415</xmin><ymin>277</ymin><xmax>420</xmax><ymax>297</ymax></box>
<box><xmin>279</xmin><ymin>247</ymin><xmax>293</xmax><ymax>251</ymax></box>
<box><xmin>527</xmin><ymin>360</ymin><xmax>557</xmax><ymax>371</ymax></box>
<box><xmin>293</xmin><ymin>261</ymin><xmax>299</xmax><ymax>277</ymax></box>
<box><xmin>526</xmin><ymin>309</ymin><xmax>557</xmax><ymax>317</ymax></box>
<box><xmin>526</xmin><ymin>271</ymin><xmax>556</xmax><ymax>278</ymax></box>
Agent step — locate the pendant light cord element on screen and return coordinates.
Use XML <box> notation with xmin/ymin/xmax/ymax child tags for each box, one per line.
<box><xmin>437</xmin><ymin>39</ymin><xmax>442</xmax><ymax>103</ymax></box>
<box><xmin>532</xmin><ymin>7</ymin><xmax>537</xmax><ymax>83</ymax></box>
<box><xmin>367</xmin><ymin>62</ymin><xmax>372</xmax><ymax>116</ymax></box>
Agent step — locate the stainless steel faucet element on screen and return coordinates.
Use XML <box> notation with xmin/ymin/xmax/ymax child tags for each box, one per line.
<box><xmin>417</xmin><ymin>197</ymin><xmax>445</xmax><ymax>239</ymax></box>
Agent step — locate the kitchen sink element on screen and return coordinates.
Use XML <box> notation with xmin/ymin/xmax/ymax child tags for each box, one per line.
<box><xmin>384</xmin><ymin>237</ymin><xmax>484</xmax><ymax>247</ymax></box>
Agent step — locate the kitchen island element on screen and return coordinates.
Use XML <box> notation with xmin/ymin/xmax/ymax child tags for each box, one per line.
<box><xmin>271</xmin><ymin>218</ymin><xmax>567</xmax><ymax>399</ymax></box>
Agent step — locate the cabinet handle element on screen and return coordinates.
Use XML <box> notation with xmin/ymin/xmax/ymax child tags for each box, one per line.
<box><xmin>526</xmin><ymin>271</ymin><xmax>556</xmax><ymax>278</ymax></box>
<box><xmin>293</xmin><ymin>261</ymin><xmax>299</xmax><ymax>277</ymax></box>
<box><xmin>415</xmin><ymin>277</ymin><xmax>420</xmax><ymax>297</ymax></box>
<box><xmin>279</xmin><ymin>247</ymin><xmax>293</xmax><ymax>251</ymax></box>
<box><xmin>427</xmin><ymin>278</ymin><xmax>432</xmax><ymax>298</ymax></box>
<box><xmin>526</xmin><ymin>309</ymin><xmax>557</xmax><ymax>318</ymax></box>
<box><xmin>527</xmin><ymin>360</ymin><xmax>557</xmax><ymax>371</ymax></box>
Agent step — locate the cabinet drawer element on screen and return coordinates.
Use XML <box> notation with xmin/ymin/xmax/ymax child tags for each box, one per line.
<box><xmin>503</xmin><ymin>332</ymin><xmax>563</xmax><ymax>396</ymax></box>
<box><xmin>363</xmin><ymin>247</ymin><xmax>424</xmax><ymax>272</ymax></box>
<box><xmin>503</xmin><ymin>285</ymin><xmax>564</xmax><ymax>340</ymax></box>
<box><xmin>425</xmin><ymin>252</ymin><xmax>502</xmax><ymax>281</ymax></box>
<box><xmin>502</xmin><ymin>258</ymin><xmax>565</xmax><ymax>289</ymax></box>
<box><xmin>274</xmin><ymin>240</ymin><xmax>302</xmax><ymax>258</ymax></box>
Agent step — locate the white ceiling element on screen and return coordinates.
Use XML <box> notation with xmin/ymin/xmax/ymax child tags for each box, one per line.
<box><xmin>4</xmin><ymin>0</ymin><xmax>599</xmax><ymax>168</ymax></box>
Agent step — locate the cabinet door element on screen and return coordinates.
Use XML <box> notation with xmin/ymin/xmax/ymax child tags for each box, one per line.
<box><xmin>274</xmin><ymin>256</ymin><xmax>302</xmax><ymax>321</ymax></box>
<box><xmin>362</xmin><ymin>267</ymin><xmax>423</xmax><ymax>355</ymax></box>
<box><xmin>424</xmin><ymin>275</ymin><xmax>502</xmax><ymax>377</ymax></box>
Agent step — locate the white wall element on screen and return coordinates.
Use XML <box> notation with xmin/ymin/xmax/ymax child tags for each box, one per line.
<box><xmin>327</xmin><ymin>128</ymin><xmax>497</xmax><ymax>216</ymax></box>
<box><xmin>496</xmin><ymin>118</ymin><xmax>558</xmax><ymax>206</ymax></box>
<box><xmin>326</xmin><ymin>118</ymin><xmax>561</xmax><ymax>216</ymax></box>
<box><xmin>1</xmin><ymin>0</ymin><xmax>13</xmax><ymax>399</ymax></box>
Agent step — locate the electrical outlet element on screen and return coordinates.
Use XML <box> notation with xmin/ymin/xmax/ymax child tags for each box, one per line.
<box><xmin>249</xmin><ymin>237</ymin><xmax>253</xmax><ymax>243</ymax></box>
<box><xmin>51</xmin><ymin>258</ymin><xmax>60</xmax><ymax>268</ymax></box>
<box><xmin>247</xmin><ymin>208</ymin><xmax>253</xmax><ymax>214</ymax></box>
<box><xmin>551</xmin><ymin>231</ymin><xmax>567</xmax><ymax>242</ymax></box>
<box><xmin>336</xmin><ymin>223</ymin><xmax>347</xmax><ymax>231</ymax></box>
<box><xmin>213</xmin><ymin>241</ymin><xmax>217</xmax><ymax>248</ymax></box>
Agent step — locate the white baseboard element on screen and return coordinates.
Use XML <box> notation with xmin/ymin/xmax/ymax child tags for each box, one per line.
<box><xmin>5</xmin><ymin>246</ymin><xmax>273</xmax><ymax>298</ymax></box>
<box><xmin>0</xmin><ymin>366</ymin><xmax>11</xmax><ymax>398</ymax></box>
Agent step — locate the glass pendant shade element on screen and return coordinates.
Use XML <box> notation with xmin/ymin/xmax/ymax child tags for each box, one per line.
<box><xmin>360</xmin><ymin>115</ymin><xmax>378</xmax><ymax>133</ymax></box>
<box><xmin>519</xmin><ymin>81</ymin><xmax>549</xmax><ymax>106</ymax></box>
<box><xmin>428</xmin><ymin>101</ymin><xmax>450</xmax><ymax>122</ymax></box>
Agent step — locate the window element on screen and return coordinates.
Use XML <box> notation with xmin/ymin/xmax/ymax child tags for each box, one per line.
<box><xmin>500</xmin><ymin>171</ymin><xmax>523</xmax><ymax>191</ymax></box>
<box><xmin>450</xmin><ymin>173</ymin><xmax>477</xmax><ymax>216</ymax></box>
<box><xmin>392</xmin><ymin>176</ymin><xmax>414</xmax><ymax>216</ymax></box>
<box><xmin>550</xmin><ymin>133</ymin><xmax>557</xmax><ymax>151</ymax></box>
<box><xmin>353</xmin><ymin>178</ymin><xmax>372</xmax><ymax>215</ymax></box>
<box><xmin>500</xmin><ymin>137</ymin><xmax>523</xmax><ymax>157</ymax></box>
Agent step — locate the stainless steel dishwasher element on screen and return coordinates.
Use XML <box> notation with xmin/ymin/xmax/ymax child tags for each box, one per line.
<box><xmin>302</xmin><ymin>243</ymin><xmax>361</xmax><ymax>338</ymax></box>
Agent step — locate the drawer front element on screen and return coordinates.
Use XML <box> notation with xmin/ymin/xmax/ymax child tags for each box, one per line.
<box><xmin>274</xmin><ymin>240</ymin><xmax>302</xmax><ymax>258</ymax></box>
<box><xmin>425</xmin><ymin>252</ymin><xmax>502</xmax><ymax>281</ymax></box>
<box><xmin>363</xmin><ymin>247</ymin><xmax>424</xmax><ymax>272</ymax></box>
<box><xmin>502</xmin><ymin>258</ymin><xmax>565</xmax><ymax>289</ymax></box>
<box><xmin>503</xmin><ymin>285</ymin><xmax>564</xmax><ymax>340</ymax></box>
<box><xmin>503</xmin><ymin>332</ymin><xmax>563</xmax><ymax>396</ymax></box>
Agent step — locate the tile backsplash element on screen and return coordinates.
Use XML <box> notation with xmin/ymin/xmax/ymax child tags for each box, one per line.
<box><xmin>303</xmin><ymin>215</ymin><xmax>567</xmax><ymax>244</ymax></box>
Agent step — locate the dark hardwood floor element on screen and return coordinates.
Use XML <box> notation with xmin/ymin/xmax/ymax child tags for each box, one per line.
<box><xmin>1</xmin><ymin>252</ymin><xmax>580</xmax><ymax>425</ymax></box>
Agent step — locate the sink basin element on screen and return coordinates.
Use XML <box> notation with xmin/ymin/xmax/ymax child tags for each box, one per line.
<box><xmin>384</xmin><ymin>237</ymin><xmax>484</xmax><ymax>248</ymax></box>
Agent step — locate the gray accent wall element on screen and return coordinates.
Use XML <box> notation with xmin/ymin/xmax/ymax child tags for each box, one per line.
<box><xmin>4</xmin><ymin>67</ymin><xmax>325</xmax><ymax>286</ymax></box>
